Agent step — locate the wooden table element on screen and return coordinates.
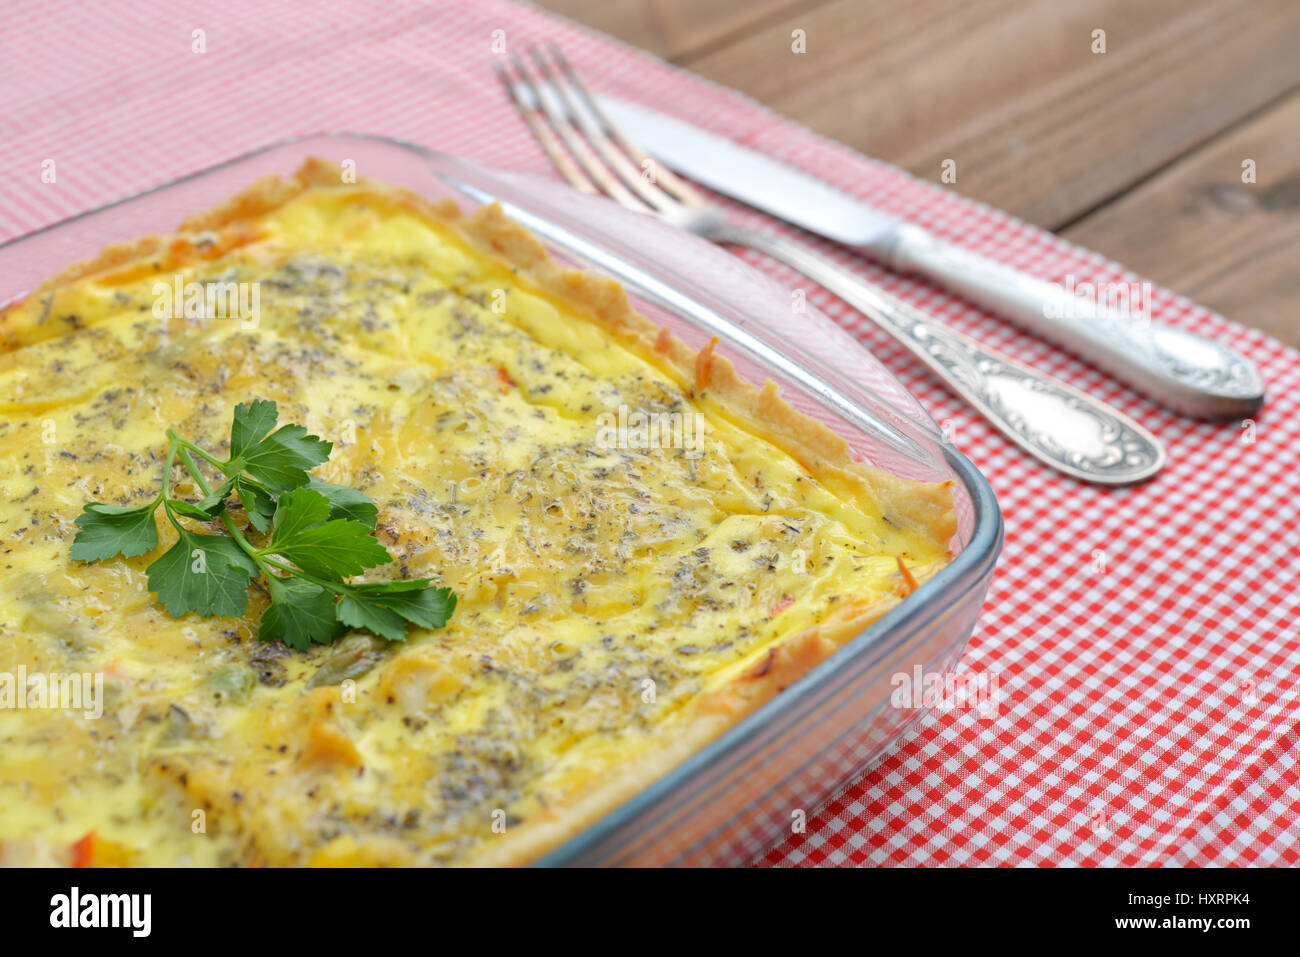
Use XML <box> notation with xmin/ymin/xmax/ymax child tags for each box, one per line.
<box><xmin>540</xmin><ymin>0</ymin><xmax>1300</xmax><ymax>346</ymax></box>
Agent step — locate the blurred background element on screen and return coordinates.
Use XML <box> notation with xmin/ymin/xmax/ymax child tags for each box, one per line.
<box><xmin>539</xmin><ymin>0</ymin><xmax>1300</xmax><ymax>346</ymax></box>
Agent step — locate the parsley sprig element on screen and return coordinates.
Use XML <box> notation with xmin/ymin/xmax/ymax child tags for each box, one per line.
<box><xmin>70</xmin><ymin>399</ymin><xmax>456</xmax><ymax>649</ymax></box>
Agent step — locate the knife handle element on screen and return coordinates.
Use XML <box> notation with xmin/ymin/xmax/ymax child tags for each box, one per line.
<box><xmin>716</xmin><ymin>225</ymin><xmax>1166</xmax><ymax>485</ymax></box>
<box><xmin>870</xmin><ymin>224</ymin><xmax>1263</xmax><ymax>420</ymax></box>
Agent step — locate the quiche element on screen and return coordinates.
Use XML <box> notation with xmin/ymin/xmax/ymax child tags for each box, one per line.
<box><xmin>0</xmin><ymin>159</ymin><xmax>955</xmax><ymax>866</ymax></box>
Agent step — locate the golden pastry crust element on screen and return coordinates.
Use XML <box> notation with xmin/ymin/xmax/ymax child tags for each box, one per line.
<box><xmin>1</xmin><ymin>159</ymin><xmax>954</xmax><ymax>866</ymax></box>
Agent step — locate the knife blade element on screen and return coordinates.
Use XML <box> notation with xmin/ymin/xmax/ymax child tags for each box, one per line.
<box><xmin>600</xmin><ymin>97</ymin><xmax>898</xmax><ymax>248</ymax></box>
<box><xmin>597</xmin><ymin>96</ymin><xmax>1265</xmax><ymax>419</ymax></box>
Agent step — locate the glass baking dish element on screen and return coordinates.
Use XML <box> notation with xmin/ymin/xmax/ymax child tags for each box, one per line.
<box><xmin>0</xmin><ymin>134</ymin><xmax>1003</xmax><ymax>867</ymax></box>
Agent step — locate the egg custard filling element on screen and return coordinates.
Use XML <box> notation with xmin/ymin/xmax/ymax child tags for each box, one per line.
<box><xmin>0</xmin><ymin>160</ymin><xmax>955</xmax><ymax>866</ymax></box>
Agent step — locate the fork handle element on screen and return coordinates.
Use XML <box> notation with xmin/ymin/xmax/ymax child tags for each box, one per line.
<box><xmin>870</xmin><ymin>224</ymin><xmax>1263</xmax><ymax>420</ymax></box>
<box><xmin>712</xmin><ymin>224</ymin><xmax>1166</xmax><ymax>485</ymax></box>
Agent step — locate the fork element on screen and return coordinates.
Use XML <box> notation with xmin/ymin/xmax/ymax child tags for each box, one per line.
<box><xmin>497</xmin><ymin>45</ymin><xmax>1166</xmax><ymax>486</ymax></box>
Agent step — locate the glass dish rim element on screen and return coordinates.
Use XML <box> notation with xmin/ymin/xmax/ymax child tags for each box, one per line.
<box><xmin>0</xmin><ymin>132</ymin><xmax>1004</xmax><ymax>865</ymax></box>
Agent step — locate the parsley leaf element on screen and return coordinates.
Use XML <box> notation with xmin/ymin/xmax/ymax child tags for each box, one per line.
<box><xmin>348</xmin><ymin>581</ymin><xmax>457</xmax><ymax>631</ymax></box>
<box><xmin>146</xmin><ymin>528</ymin><xmax>257</xmax><ymax>618</ymax></box>
<box><xmin>195</xmin><ymin>479</ymin><xmax>235</xmax><ymax>514</ymax></box>
<box><xmin>306</xmin><ymin>477</ymin><xmax>380</xmax><ymax>529</ymax></box>
<box><xmin>234</xmin><ymin>423</ymin><xmax>332</xmax><ymax>492</ymax></box>
<box><xmin>271</xmin><ymin>520</ymin><xmax>393</xmax><ymax>579</ymax></box>
<box><xmin>260</xmin><ymin>577</ymin><xmax>344</xmax><ymax>650</ymax></box>
<box><xmin>233</xmin><ymin>476</ymin><xmax>277</xmax><ymax>532</ymax></box>
<box><xmin>190</xmin><ymin>400</ymin><xmax>330</xmax><ymax>517</ymax></box>
<box><xmin>269</xmin><ymin>487</ymin><xmax>333</xmax><ymax>542</ymax></box>
<box><xmin>195</xmin><ymin>474</ymin><xmax>276</xmax><ymax>531</ymax></box>
<box><xmin>229</xmin><ymin>398</ymin><xmax>279</xmax><ymax>459</ymax></box>
<box><xmin>336</xmin><ymin>593</ymin><xmax>408</xmax><ymax>641</ymax></box>
<box><xmin>267</xmin><ymin>487</ymin><xmax>391</xmax><ymax>578</ymax></box>
<box><xmin>168</xmin><ymin>498</ymin><xmax>220</xmax><ymax>522</ymax></box>
<box><xmin>71</xmin><ymin>501</ymin><xmax>161</xmax><ymax>561</ymax></box>
<box><xmin>72</xmin><ymin>400</ymin><xmax>456</xmax><ymax>648</ymax></box>
<box><xmin>336</xmin><ymin>582</ymin><xmax>456</xmax><ymax>641</ymax></box>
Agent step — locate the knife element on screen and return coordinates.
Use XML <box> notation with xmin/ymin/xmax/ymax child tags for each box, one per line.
<box><xmin>599</xmin><ymin>97</ymin><xmax>1264</xmax><ymax>420</ymax></box>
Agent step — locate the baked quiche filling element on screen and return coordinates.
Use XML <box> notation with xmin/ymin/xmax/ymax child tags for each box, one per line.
<box><xmin>0</xmin><ymin>161</ymin><xmax>954</xmax><ymax>866</ymax></box>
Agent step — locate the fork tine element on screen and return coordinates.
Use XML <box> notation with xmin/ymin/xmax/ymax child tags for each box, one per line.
<box><xmin>495</xmin><ymin>60</ymin><xmax>598</xmax><ymax>196</ymax></box>
<box><xmin>508</xmin><ymin>52</ymin><xmax>651</xmax><ymax>212</ymax></box>
<box><xmin>528</xmin><ymin>46</ymin><xmax>674</xmax><ymax>212</ymax></box>
<box><xmin>546</xmin><ymin>42</ymin><xmax>706</xmax><ymax>208</ymax></box>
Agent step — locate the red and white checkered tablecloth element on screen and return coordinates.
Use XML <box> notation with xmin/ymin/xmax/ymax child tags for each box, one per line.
<box><xmin>2</xmin><ymin>0</ymin><xmax>1296</xmax><ymax>867</ymax></box>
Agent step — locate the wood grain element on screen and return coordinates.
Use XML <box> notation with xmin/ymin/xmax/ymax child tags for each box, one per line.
<box><xmin>539</xmin><ymin>0</ymin><xmax>816</xmax><ymax>60</ymax></box>
<box><xmin>677</xmin><ymin>0</ymin><xmax>1300</xmax><ymax>230</ymax></box>
<box><xmin>1063</xmin><ymin>89</ymin><xmax>1300</xmax><ymax>347</ymax></box>
<box><xmin>535</xmin><ymin>0</ymin><xmax>1300</xmax><ymax>341</ymax></box>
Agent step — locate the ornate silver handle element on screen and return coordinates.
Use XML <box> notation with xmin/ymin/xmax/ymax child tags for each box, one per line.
<box><xmin>717</xmin><ymin>225</ymin><xmax>1166</xmax><ymax>485</ymax></box>
<box><xmin>872</xmin><ymin>224</ymin><xmax>1264</xmax><ymax>420</ymax></box>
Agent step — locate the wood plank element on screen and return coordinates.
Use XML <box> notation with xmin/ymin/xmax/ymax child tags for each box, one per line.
<box><xmin>679</xmin><ymin>0</ymin><xmax>1300</xmax><ymax>229</ymax></box>
<box><xmin>539</xmin><ymin>0</ymin><xmax>1300</xmax><ymax>343</ymax></box>
<box><xmin>1063</xmin><ymin>89</ymin><xmax>1300</xmax><ymax>347</ymax></box>
<box><xmin>537</xmin><ymin>0</ymin><xmax>815</xmax><ymax>61</ymax></box>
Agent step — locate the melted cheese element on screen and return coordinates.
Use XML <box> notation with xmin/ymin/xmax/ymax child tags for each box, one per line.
<box><xmin>0</xmin><ymin>179</ymin><xmax>952</xmax><ymax>866</ymax></box>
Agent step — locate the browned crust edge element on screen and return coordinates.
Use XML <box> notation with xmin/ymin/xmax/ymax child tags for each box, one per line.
<box><xmin>1</xmin><ymin>158</ymin><xmax>956</xmax><ymax>867</ymax></box>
